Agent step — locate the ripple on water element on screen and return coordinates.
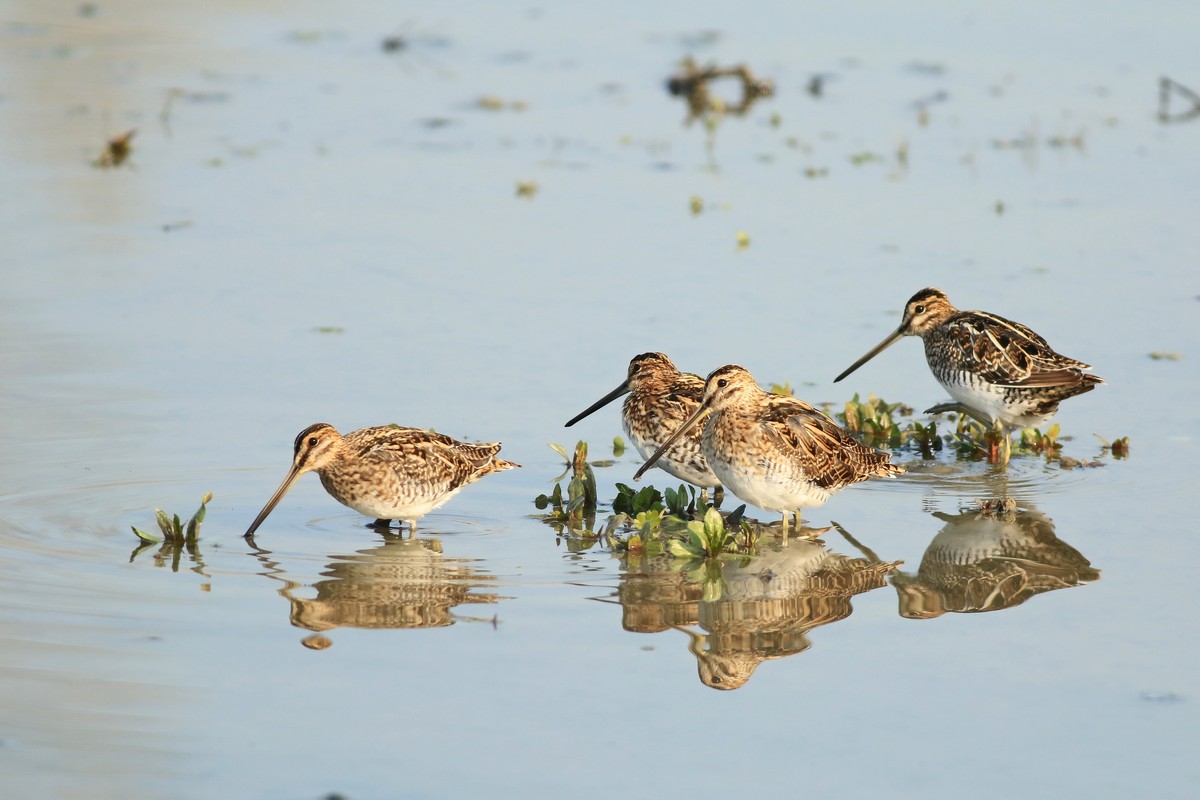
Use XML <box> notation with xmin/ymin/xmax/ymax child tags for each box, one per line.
<box><xmin>851</xmin><ymin>450</ymin><xmax>1111</xmax><ymax>508</ymax></box>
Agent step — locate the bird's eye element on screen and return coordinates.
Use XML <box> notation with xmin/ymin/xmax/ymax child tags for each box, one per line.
<box><xmin>717</xmin><ymin>379</ymin><xmax>728</xmax><ymax>388</ymax></box>
<box><xmin>915</xmin><ymin>304</ymin><xmax>926</xmax><ymax>314</ymax></box>
<box><xmin>308</xmin><ymin>436</ymin><xmax>319</xmax><ymax>446</ymax></box>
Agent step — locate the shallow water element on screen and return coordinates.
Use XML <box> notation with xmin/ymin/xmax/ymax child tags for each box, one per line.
<box><xmin>2</xmin><ymin>1</ymin><xmax>1198</xmax><ymax>798</ymax></box>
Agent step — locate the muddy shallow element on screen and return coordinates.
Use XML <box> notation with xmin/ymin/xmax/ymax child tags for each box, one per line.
<box><xmin>2</xmin><ymin>2</ymin><xmax>1197</xmax><ymax>798</ymax></box>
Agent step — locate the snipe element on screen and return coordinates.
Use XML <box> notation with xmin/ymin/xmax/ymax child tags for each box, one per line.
<box><xmin>244</xmin><ymin>423</ymin><xmax>518</xmax><ymax>538</ymax></box>
<box><xmin>834</xmin><ymin>288</ymin><xmax>1103</xmax><ymax>461</ymax></box>
<box><xmin>634</xmin><ymin>365</ymin><xmax>902</xmax><ymax>531</ymax></box>
<box><xmin>566</xmin><ymin>352</ymin><xmax>720</xmax><ymax>496</ymax></box>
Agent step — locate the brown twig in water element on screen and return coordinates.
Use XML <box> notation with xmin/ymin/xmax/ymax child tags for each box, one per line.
<box><xmin>93</xmin><ymin>129</ymin><xmax>136</xmax><ymax>168</ymax></box>
<box><xmin>1158</xmin><ymin>76</ymin><xmax>1200</xmax><ymax>123</ymax></box>
<box><xmin>666</xmin><ymin>57</ymin><xmax>775</xmax><ymax>123</ymax></box>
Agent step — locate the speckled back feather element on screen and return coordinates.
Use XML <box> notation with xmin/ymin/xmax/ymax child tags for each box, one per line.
<box><xmin>756</xmin><ymin>395</ymin><xmax>904</xmax><ymax>489</ymax></box>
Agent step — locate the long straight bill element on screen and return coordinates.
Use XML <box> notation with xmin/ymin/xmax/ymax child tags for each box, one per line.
<box><xmin>632</xmin><ymin>399</ymin><xmax>710</xmax><ymax>481</ymax></box>
<box><xmin>244</xmin><ymin>465</ymin><xmax>304</xmax><ymax>538</ymax></box>
<box><xmin>564</xmin><ymin>380</ymin><xmax>629</xmax><ymax>427</ymax></box>
<box><xmin>833</xmin><ymin>327</ymin><xmax>905</xmax><ymax>383</ymax></box>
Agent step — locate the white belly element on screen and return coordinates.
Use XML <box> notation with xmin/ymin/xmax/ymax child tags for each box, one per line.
<box><xmin>708</xmin><ymin>452</ymin><xmax>830</xmax><ymax>514</ymax></box>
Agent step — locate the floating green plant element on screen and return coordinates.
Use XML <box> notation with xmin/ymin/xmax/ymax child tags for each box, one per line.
<box><xmin>848</xmin><ymin>151</ymin><xmax>884</xmax><ymax>165</ymax></box>
<box><xmin>838</xmin><ymin>393</ymin><xmax>916</xmax><ymax>450</ymax></box>
<box><xmin>612</xmin><ymin>482</ymin><xmax>663</xmax><ymax>516</ymax></box>
<box><xmin>1019</xmin><ymin>423</ymin><xmax>1062</xmax><ymax>453</ymax></box>
<box><xmin>613</xmin><ymin>481</ymin><xmax>703</xmax><ymax>520</ymax></box>
<box><xmin>908</xmin><ymin>420</ymin><xmax>942</xmax><ymax>458</ymax></box>
<box><xmin>1096</xmin><ymin>435</ymin><xmax>1131</xmax><ymax>459</ymax></box>
<box><xmin>668</xmin><ymin>505</ymin><xmax>749</xmax><ymax>559</ymax></box>
<box><xmin>662</xmin><ymin>484</ymin><xmax>694</xmax><ymax>517</ymax></box>
<box><xmin>534</xmin><ymin>442</ymin><xmax>598</xmax><ymax>531</ymax></box>
<box><xmin>832</xmin><ymin>392</ymin><xmax>1115</xmax><ymax>467</ymax></box>
<box><xmin>132</xmin><ymin>492</ymin><xmax>211</xmax><ymax>545</ymax></box>
<box><xmin>608</xmin><ymin>527</ymin><xmax>667</xmax><ymax>558</ymax></box>
<box><xmin>130</xmin><ymin>492</ymin><xmax>212</xmax><ymax>575</ymax></box>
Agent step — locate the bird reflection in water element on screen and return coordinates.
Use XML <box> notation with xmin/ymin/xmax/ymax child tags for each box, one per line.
<box><xmin>614</xmin><ymin>528</ymin><xmax>899</xmax><ymax>690</ymax></box>
<box><xmin>249</xmin><ymin>532</ymin><xmax>504</xmax><ymax>647</ymax></box>
<box><xmin>892</xmin><ymin>500</ymin><xmax>1099</xmax><ymax>618</ymax></box>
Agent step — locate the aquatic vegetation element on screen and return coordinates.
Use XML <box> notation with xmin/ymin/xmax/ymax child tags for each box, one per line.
<box><xmin>668</xmin><ymin>506</ymin><xmax>752</xmax><ymax>559</ymax></box>
<box><xmin>477</xmin><ymin>95</ymin><xmax>529</xmax><ymax>111</ymax></box>
<box><xmin>848</xmin><ymin>151</ymin><xmax>885</xmax><ymax>165</ymax></box>
<box><xmin>1019</xmin><ymin>423</ymin><xmax>1062</xmax><ymax>454</ymax></box>
<box><xmin>1057</xmin><ymin>454</ymin><xmax>1106</xmax><ymax>469</ymax></box>
<box><xmin>1096</xmin><ymin>435</ymin><xmax>1131</xmax><ymax>459</ymax></box>
<box><xmin>907</xmin><ymin>420</ymin><xmax>942</xmax><ymax>458</ymax></box>
<box><xmin>132</xmin><ymin>492</ymin><xmax>211</xmax><ymax>545</ymax></box>
<box><xmin>545</xmin><ymin>393</ymin><xmax>1124</xmax><ymax>554</ymax></box>
<box><xmin>662</xmin><ymin>485</ymin><xmax>695</xmax><ymax>517</ymax></box>
<box><xmin>535</xmin><ymin>441</ymin><xmax>599</xmax><ymax>530</ymax></box>
<box><xmin>536</xmin><ymin>443</ymin><xmax>756</xmax><ymax>559</ymax></box>
<box><xmin>838</xmin><ymin>393</ymin><xmax>918</xmax><ymax>450</ymax></box>
<box><xmin>93</xmin><ymin>129</ymin><xmax>136</xmax><ymax>168</ymax></box>
<box><xmin>130</xmin><ymin>493</ymin><xmax>212</xmax><ymax>575</ymax></box>
<box><xmin>666</xmin><ymin>57</ymin><xmax>775</xmax><ymax>125</ymax></box>
<box><xmin>611</xmin><ymin>482</ymin><xmax>662</xmax><ymax>516</ymax></box>
<box><xmin>836</xmin><ymin>392</ymin><xmax>1118</xmax><ymax>467</ymax></box>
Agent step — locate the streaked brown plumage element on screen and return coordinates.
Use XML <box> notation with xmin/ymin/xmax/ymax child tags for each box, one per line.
<box><xmin>244</xmin><ymin>423</ymin><xmax>518</xmax><ymax>538</ymax></box>
<box><xmin>565</xmin><ymin>352</ymin><xmax>720</xmax><ymax>491</ymax></box>
<box><xmin>835</xmin><ymin>288</ymin><xmax>1103</xmax><ymax>433</ymax></box>
<box><xmin>617</xmin><ymin>539</ymin><xmax>898</xmax><ymax>690</ymax></box>
<box><xmin>635</xmin><ymin>365</ymin><xmax>902</xmax><ymax>529</ymax></box>
<box><xmin>283</xmin><ymin>536</ymin><xmax>503</xmax><ymax>631</ymax></box>
<box><xmin>892</xmin><ymin>504</ymin><xmax>1099</xmax><ymax>618</ymax></box>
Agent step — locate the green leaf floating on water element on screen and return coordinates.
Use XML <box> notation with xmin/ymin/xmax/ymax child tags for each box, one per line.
<box><xmin>134</xmin><ymin>493</ymin><xmax>213</xmax><ymax>544</ymax></box>
<box><xmin>185</xmin><ymin>492</ymin><xmax>212</xmax><ymax>544</ymax></box>
<box><xmin>667</xmin><ymin>539</ymin><xmax>698</xmax><ymax>558</ymax></box>
<box><xmin>131</xmin><ymin>526</ymin><xmax>161</xmax><ymax>544</ymax></box>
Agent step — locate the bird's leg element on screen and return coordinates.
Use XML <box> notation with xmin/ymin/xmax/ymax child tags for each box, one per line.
<box><xmin>926</xmin><ymin>401</ymin><xmax>992</xmax><ymax>427</ymax></box>
<box><xmin>831</xmin><ymin>521</ymin><xmax>882</xmax><ymax>561</ymax></box>
<box><xmin>997</xmin><ymin>421</ymin><xmax>1013</xmax><ymax>467</ymax></box>
<box><xmin>928</xmin><ymin>402</ymin><xmax>1011</xmax><ymax>460</ymax></box>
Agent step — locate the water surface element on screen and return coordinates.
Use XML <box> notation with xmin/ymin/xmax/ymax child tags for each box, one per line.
<box><xmin>2</xmin><ymin>2</ymin><xmax>1197</xmax><ymax>798</ymax></box>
